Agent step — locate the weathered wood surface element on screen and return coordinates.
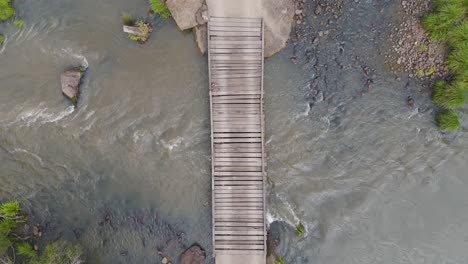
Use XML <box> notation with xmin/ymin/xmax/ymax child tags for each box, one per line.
<box><xmin>208</xmin><ymin>16</ymin><xmax>266</xmax><ymax>262</ymax></box>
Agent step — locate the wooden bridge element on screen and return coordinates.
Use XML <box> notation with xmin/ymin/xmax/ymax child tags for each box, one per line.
<box><xmin>208</xmin><ymin>16</ymin><xmax>267</xmax><ymax>263</ymax></box>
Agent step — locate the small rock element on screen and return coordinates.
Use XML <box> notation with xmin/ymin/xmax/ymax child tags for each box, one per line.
<box><xmin>407</xmin><ymin>96</ymin><xmax>415</xmax><ymax>109</ymax></box>
<box><xmin>180</xmin><ymin>245</ymin><xmax>205</xmax><ymax>264</ymax></box>
<box><xmin>162</xmin><ymin>257</ymin><xmax>169</xmax><ymax>264</ymax></box>
<box><xmin>296</xmin><ymin>20</ymin><xmax>302</xmax><ymax>25</ymax></box>
<box><xmin>314</xmin><ymin>91</ymin><xmax>324</xmax><ymax>102</ymax></box>
<box><xmin>290</xmin><ymin>57</ymin><xmax>298</xmax><ymax>64</ymax></box>
<box><xmin>295</xmin><ymin>9</ymin><xmax>303</xmax><ymax>15</ymax></box>
<box><xmin>315</xmin><ymin>5</ymin><xmax>322</xmax><ymax>15</ymax></box>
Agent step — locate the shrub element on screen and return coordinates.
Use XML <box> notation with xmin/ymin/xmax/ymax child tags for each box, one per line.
<box><xmin>0</xmin><ymin>0</ymin><xmax>15</xmax><ymax>22</ymax></box>
<box><xmin>13</xmin><ymin>19</ymin><xmax>24</xmax><ymax>28</ymax></box>
<box><xmin>0</xmin><ymin>34</ymin><xmax>3</xmax><ymax>45</ymax></box>
<box><xmin>295</xmin><ymin>223</ymin><xmax>305</xmax><ymax>237</ymax></box>
<box><xmin>437</xmin><ymin>111</ymin><xmax>461</xmax><ymax>131</ymax></box>
<box><xmin>149</xmin><ymin>0</ymin><xmax>172</xmax><ymax>19</ymax></box>
<box><xmin>121</xmin><ymin>13</ymin><xmax>134</xmax><ymax>26</ymax></box>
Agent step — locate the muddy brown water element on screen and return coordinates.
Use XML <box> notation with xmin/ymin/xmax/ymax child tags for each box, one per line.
<box><xmin>1</xmin><ymin>0</ymin><xmax>468</xmax><ymax>263</ymax></box>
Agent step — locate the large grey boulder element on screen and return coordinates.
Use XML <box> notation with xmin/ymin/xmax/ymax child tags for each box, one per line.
<box><xmin>166</xmin><ymin>0</ymin><xmax>204</xmax><ymax>30</ymax></box>
<box><xmin>180</xmin><ymin>245</ymin><xmax>205</xmax><ymax>264</ymax></box>
<box><xmin>168</xmin><ymin>0</ymin><xmax>294</xmax><ymax>57</ymax></box>
<box><xmin>263</xmin><ymin>0</ymin><xmax>295</xmax><ymax>57</ymax></box>
<box><xmin>61</xmin><ymin>70</ymin><xmax>83</xmax><ymax>105</ymax></box>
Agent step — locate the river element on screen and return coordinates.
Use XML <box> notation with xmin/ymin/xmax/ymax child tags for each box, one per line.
<box><xmin>1</xmin><ymin>0</ymin><xmax>467</xmax><ymax>263</ymax></box>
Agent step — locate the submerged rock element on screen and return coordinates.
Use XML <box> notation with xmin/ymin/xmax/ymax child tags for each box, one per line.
<box><xmin>60</xmin><ymin>69</ymin><xmax>84</xmax><ymax>105</ymax></box>
<box><xmin>180</xmin><ymin>245</ymin><xmax>205</xmax><ymax>264</ymax></box>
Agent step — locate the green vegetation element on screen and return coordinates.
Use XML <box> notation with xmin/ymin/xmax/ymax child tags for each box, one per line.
<box><xmin>422</xmin><ymin>0</ymin><xmax>468</xmax><ymax>130</ymax></box>
<box><xmin>128</xmin><ymin>20</ymin><xmax>152</xmax><ymax>42</ymax></box>
<box><xmin>437</xmin><ymin>111</ymin><xmax>461</xmax><ymax>130</ymax></box>
<box><xmin>276</xmin><ymin>256</ymin><xmax>285</xmax><ymax>264</ymax></box>
<box><xmin>13</xmin><ymin>19</ymin><xmax>24</xmax><ymax>28</ymax></box>
<box><xmin>0</xmin><ymin>0</ymin><xmax>15</xmax><ymax>21</ymax></box>
<box><xmin>295</xmin><ymin>223</ymin><xmax>305</xmax><ymax>237</ymax></box>
<box><xmin>0</xmin><ymin>201</ymin><xmax>24</xmax><ymax>255</ymax></box>
<box><xmin>121</xmin><ymin>13</ymin><xmax>134</xmax><ymax>26</ymax></box>
<box><xmin>0</xmin><ymin>34</ymin><xmax>4</xmax><ymax>45</ymax></box>
<box><xmin>30</xmin><ymin>241</ymin><xmax>84</xmax><ymax>264</ymax></box>
<box><xmin>1</xmin><ymin>201</ymin><xmax>85</xmax><ymax>264</ymax></box>
<box><xmin>149</xmin><ymin>0</ymin><xmax>171</xmax><ymax>19</ymax></box>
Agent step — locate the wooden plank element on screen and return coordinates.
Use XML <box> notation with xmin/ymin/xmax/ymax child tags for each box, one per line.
<box><xmin>215</xmin><ymin>230</ymin><xmax>264</xmax><ymax>236</ymax></box>
<box><xmin>210</xmin><ymin>39</ymin><xmax>262</xmax><ymax>45</ymax></box>
<box><xmin>215</xmin><ymin>203</ymin><xmax>264</xmax><ymax>208</ymax></box>
<box><xmin>215</xmin><ymin>190</ymin><xmax>263</xmax><ymax>195</ymax></box>
<box><xmin>213</xmin><ymin>133</ymin><xmax>261</xmax><ymax>138</ymax></box>
<box><xmin>210</xmin><ymin>21</ymin><xmax>262</xmax><ymax>29</ymax></box>
<box><xmin>210</xmin><ymin>17</ymin><xmax>262</xmax><ymax>23</ymax></box>
<box><xmin>214</xmin><ymin>171</ymin><xmax>263</xmax><ymax>176</ymax></box>
<box><xmin>210</xmin><ymin>26</ymin><xmax>261</xmax><ymax>32</ymax></box>
<box><xmin>215</xmin><ymin>235</ymin><xmax>264</xmax><ymax>241</ymax></box>
<box><xmin>211</xmin><ymin>36</ymin><xmax>261</xmax><ymax>42</ymax></box>
<box><xmin>211</xmin><ymin>48</ymin><xmax>262</xmax><ymax>53</ymax></box>
<box><xmin>214</xmin><ymin>180</ymin><xmax>263</xmax><ymax>185</ymax></box>
<box><xmin>211</xmin><ymin>91</ymin><xmax>262</xmax><ymax>95</ymax></box>
<box><xmin>212</xmin><ymin>94</ymin><xmax>260</xmax><ymax>99</ymax></box>
<box><xmin>215</xmin><ymin>185</ymin><xmax>263</xmax><ymax>190</ymax></box>
<box><xmin>211</xmin><ymin>54</ymin><xmax>262</xmax><ymax>60</ymax></box>
<box><xmin>214</xmin><ymin>245</ymin><xmax>264</xmax><ymax>250</ymax></box>
<box><xmin>212</xmin><ymin>73</ymin><xmax>262</xmax><ymax>79</ymax></box>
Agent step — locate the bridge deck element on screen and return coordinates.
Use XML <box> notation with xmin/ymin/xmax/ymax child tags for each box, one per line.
<box><xmin>208</xmin><ymin>17</ymin><xmax>266</xmax><ymax>263</ymax></box>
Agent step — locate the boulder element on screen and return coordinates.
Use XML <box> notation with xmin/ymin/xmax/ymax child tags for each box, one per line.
<box><xmin>123</xmin><ymin>25</ymin><xmax>146</xmax><ymax>37</ymax></box>
<box><xmin>194</xmin><ymin>24</ymin><xmax>207</xmax><ymax>54</ymax></box>
<box><xmin>180</xmin><ymin>245</ymin><xmax>205</xmax><ymax>264</ymax></box>
<box><xmin>60</xmin><ymin>70</ymin><xmax>83</xmax><ymax>105</ymax></box>
<box><xmin>263</xmin><ymin>0</ymin><xmax>295</xmax><ymax>57</ymax></box>
<box><xmin>166</xmin><ymin>0</ymin><xmax>204</xmax><ymax>30</ymax></box>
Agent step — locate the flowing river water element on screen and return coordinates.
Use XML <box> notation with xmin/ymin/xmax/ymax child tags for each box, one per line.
<box><xmin>1</xmin><ymin>0</ymin><xmax>468</xmax><ymax>263</ymax></box>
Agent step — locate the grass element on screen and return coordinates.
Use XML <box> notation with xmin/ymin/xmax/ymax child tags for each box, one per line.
<box><xmin>437</xmin><ymin>111</ymin><xmax>461</xmax><ymax>131</ymax></box>
<box><xmin>0</xmin><ymin>0</ymin><xmax>15</xmax><ymax>22</ymax></box>
<box><xmin>422</xmin><ymin>0</ymin><xmax>468</xmax><ymax>130</ymax></box>
<box><xmin>1</xmin><ymin>201</ymin><xmax>85</xmax><ymax>263</ymax></box>
<box><xmin>295</xmin><ymin>223</ymin><xmax>305</xmax><ymax>237</ymax></box>
<box><xmin>13</xmin><ymin>19</ymin><xmax>24</xmax><ymax>28</ymax></box>
<box><xmin>276</xmin><ymin>256</ymin><xmax>285</xmax><ymax>264</ymax></box>
<box><xmin>0</xmin><ymin>34</ymin><xmax>3</xmax><ymax>45</ymax></box>
<box><xmin>127</xmin><ymin>20</ymin><xmax>152</xmax><ymax>42</ymax></box>
<box><xmin>16</xmin><ymin>242</ymin><xmax>36</xmax><ymax>259</ymax></box>
<box><xmin>149</xmin><ymin>0</ymin><xmax>172</xmax><ymax>19</ymax></box>
<box><xmin>121</xmin><ymin>13</ymin><xmax>134</xmax><ymax>26</ymax></box>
